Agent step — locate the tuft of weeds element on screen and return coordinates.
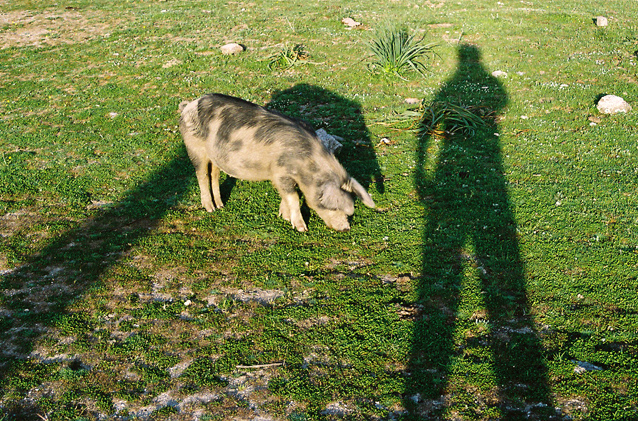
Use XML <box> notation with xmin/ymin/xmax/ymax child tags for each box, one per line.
<box><xmin>267</xmin><ymin>44</ymin><xmax>309</xmax><ymax>70</ymax></box>
<box><xmin>415</xmin><ymin>101</ymin><xmax>487</xmax><ymax>137</ymax></box>
<box><xmin>367</xmin><ymin>27</ymin><xmax>436</xmax><ymax>78</ymax></box>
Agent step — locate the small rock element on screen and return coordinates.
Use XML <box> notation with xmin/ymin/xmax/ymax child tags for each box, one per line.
<box><xmin>597</xmin><ymin>94</ymin><xmax>632</xmax><ymax>114</ymax></box>
<box><xmin>322</xmin><ymin>401</ymin><xmax>352</xmax><ymax>416</ymax></box>
<box><xmin>573</xmin><ymin>360</ymin><xmax>602</xmax><ymax>374</ymax></box>
<box><xmin>492</xmin><ymin>70</ymin><xmax>508</xmax><ymax>78</ymax></box>
<box><xmin>315</xmin><ymin>129</ymin><xmax>343</xmax><ymax>154</ymax></box>
<box><xmin>108</xmin><ymin>112</ymin><xmax>118</xmax><ymax>119</ymax></box>
<box><xmin>341</xmin><ymin>17</ymin><xmax>361</xmax><ymax>29</ymax></box>
<box><xmin>595</xmin><ymin>16</ymin><xmax>608</xmax><ymax>27</ymax></box>
<box><xmin>220</xmin><ymin>43</ymin><xmax>244</xmax><ymax>55</ymax></box>
<box><xmin>405</xmin><ymin>97</ymin><xmax>421</xmax><ymax>105</ymax></box>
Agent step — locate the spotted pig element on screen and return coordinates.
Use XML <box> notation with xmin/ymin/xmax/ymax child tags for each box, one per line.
<box><xmin>178</xmin><ymin>93</ymin><xmax>375</xmax><ymax>232</ymax></box>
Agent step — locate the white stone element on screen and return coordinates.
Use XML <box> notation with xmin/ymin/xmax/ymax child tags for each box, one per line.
<box><xmin>341</xmin><ymin>17</ymin><xmax>361</xmax><ymax>28</ymax></box>
<box><xmin>220</xmin><ymin>43</ymin><xmax>244</xmax><ymax>55</ymax></box>
<box><xmin>597</xmin><ymin>95</ymin><xmax>632</xmax><ymax>114</ymax></box>
<box><xmin>595</xmin><ymin>16</ymin><xmax>608</xmax><ymax>27</ymax></box>
<box><xmin>492</xmin><ymin>70</ymin><xmax>508</xmax><ymax>78</ymax></box>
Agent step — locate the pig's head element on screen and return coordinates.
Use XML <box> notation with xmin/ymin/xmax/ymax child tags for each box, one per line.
<box><xmin>312</xmin><ymin>177</ymin><xmax>375</xmax><ymax>232</ymax></box>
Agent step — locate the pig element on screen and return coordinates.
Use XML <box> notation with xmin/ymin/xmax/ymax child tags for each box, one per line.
<box><xmin>178</xmin><ymin>93</ymin><xmax>375</xmax><ymax>232</ymax></box>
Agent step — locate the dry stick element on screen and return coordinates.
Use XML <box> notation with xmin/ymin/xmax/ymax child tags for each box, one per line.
<box><xmin>236</xmin><ymin>362</ymin><xmax>285</xmax><ymax>369</ymax></box>
<box><xmin>457</xmin><ymin>30</ymin><xmax>465</xmax><ymax>44</ymax></box>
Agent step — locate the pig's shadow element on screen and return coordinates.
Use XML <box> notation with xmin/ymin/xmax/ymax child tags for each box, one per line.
<box><xmin>267</xmin><ymin>84</ymin><xmax>384</xmax><ymax>194</ymax></box>
<box><xmin>219</xmin><ymin>175</ymin><xmax>236</xmax><ymax>205</ymax></box>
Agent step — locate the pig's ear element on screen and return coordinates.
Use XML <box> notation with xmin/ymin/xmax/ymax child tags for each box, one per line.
<box><xmin>320</xmin><ymin>182</ymin><xmax>354</xmax><ymax>213</ymax></box>
<box><xmin>344</xmin><ymin>178</ymin><xmax>375</xmax><ymax>208</ymax></box>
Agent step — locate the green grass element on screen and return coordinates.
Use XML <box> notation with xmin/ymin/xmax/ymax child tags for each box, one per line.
<box><xmin>368</xmin><ymin>27</ymin><xmax>436</xmax><ymax>78</ymax></box>
<box><xmin>1</xmin><ymin>0</ymin><xmax>638</xmax><ymax>420</ymax></box>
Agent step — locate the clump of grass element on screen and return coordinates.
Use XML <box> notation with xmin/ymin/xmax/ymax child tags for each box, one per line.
<box><xmin>368</xmin><ymin>28</ymin><xmax>435</xmax><ymax>78</ymax></box>
<box><xmin>401</xmin><ymin>100</ymin><xmax>486</xmax><ymax>137</ymax></box>
<box><xmin>268</xmin><ymin>44</ymin><xmax>309</xmax><ymax>70</ymax></box>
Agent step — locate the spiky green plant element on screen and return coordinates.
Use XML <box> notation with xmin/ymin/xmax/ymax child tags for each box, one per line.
<box><xmin>268</xmin><ymin>44</ymin><xmax>309</xmax><ymax>70</ymax></box>
<box><xmin>368</xmin><ymin>28</ymin><xmax>435</xmax><ymax>78</ymax></box>
<box><xmin>418</xmin><ymin>101</ymin><xmax>486</xmax><ymax>137</ymax></box>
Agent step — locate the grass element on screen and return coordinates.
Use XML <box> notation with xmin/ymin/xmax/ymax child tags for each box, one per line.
<box><xmin>1</xmin><ymin>0</ymin><xmax>637</xmax><ymax>420</ymax></box>
<box><xmin>268</xmin><ymin>44</ymin><xmax>310</xmax><ymax>70</ymax></box>
<box><xmin>368</xmin><ymin>27</ymin><xmax>436</xmax><ymax>78</ymax></box>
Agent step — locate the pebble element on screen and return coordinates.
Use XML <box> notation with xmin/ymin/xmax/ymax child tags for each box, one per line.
<box><xmin>573</xmin><ymin>360</ymin><xmax>602</xmax><ymax>374</ymax></box>
<box><xmin>595</xmin><ymin>16</ymin><xmax>608</xmax><ymax>27</ymax></box>
<box><xmin>492</xmin><ymin>70</ymin><xmax>508</xmax><ymax>78</ymax></box>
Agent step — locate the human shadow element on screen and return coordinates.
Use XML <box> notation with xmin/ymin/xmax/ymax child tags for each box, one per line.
<box><xmin>0</xmin><ymin>144</ymin><xmax>193</xmax><ymax>415</ymax></box>
<box><xmin>407</xmin><ymin>44</ymin><xmax>555</xmax><ymax>418</ymax></box>
<box><xmin>266</xmin><ymin>83</ymin><xmax>384</xmax><ymax>195</ymax></box>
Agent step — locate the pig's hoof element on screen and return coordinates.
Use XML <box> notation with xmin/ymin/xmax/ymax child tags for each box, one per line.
<box><xmin>202</xmin><ymin>201</ymin><xmax>216</xmax><ymax>212</ymax></box>
<box><xmin>292</xmin><ymin>219</ymin><xmax>308</xmax><ymax>232</ymax></box>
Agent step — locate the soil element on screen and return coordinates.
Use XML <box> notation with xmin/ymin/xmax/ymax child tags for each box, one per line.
<box><xmin>0</xmin><ymin>8</ymin><xmax>121</xmax><ymax>49</ymax></box>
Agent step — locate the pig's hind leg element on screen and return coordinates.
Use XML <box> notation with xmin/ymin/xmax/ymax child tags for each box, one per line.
<box><xmin>273</xmin><ymin>176</ymin><xmax>307</xmax><ymax>232</ymax></box>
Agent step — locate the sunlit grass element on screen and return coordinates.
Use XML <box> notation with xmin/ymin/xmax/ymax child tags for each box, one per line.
<box><xmin>368</xmin><ymin>27</ymin><xmax>436</xmax><ymax>78</ymax></box>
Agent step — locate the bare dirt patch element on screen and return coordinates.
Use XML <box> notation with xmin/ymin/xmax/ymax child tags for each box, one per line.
<box><xmin>0</xmin><ymin>9</ymin><xmax>123</xmax><ymax>49</ymax></box>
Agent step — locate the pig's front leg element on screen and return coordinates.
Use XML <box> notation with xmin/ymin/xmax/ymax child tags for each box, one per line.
<box><xmin>193</xmin><ymin>159</ymin><xmax>215</xmax><ymax>212</ymax></box>
<box><xmin>209</xmin><ymin>163</ymin><xmax>224</xmax><ymax>210</ymax></box>
<box><xmin>273</xmin><ymin>177</ymin><xmax>307</xmax><ymax>232</ymax></box>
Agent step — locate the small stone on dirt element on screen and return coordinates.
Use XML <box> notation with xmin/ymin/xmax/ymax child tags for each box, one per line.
<box><xmin>573</xmin><ymin>360</ymin><xmax>602</xmax><ymax>374</ymax></box>
<box><xmin>220</xmin><ymin>43</ymin><xmax>244</xmax><ymax>55</ymax></box>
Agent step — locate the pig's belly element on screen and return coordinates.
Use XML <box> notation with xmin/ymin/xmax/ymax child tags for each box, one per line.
<box><xmin>213</xmin><ymin>154</ymin><xmax>274</xmax><ymax>182</ymax></box>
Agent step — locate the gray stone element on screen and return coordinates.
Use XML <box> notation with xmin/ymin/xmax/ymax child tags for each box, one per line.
<box><xmin>315</xmin><ymin>128</ymin><xmax>343</xmax><ymax>154</ymax></box>
<box><xmin>573</xmin><ymin>360</ymin><xmax>603</xmax><ymax>374</ymax></box>
<box><xmin>597</xmin><ymin>94</ymin><xmax>632</xmax><ymax>114</ymax></box>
